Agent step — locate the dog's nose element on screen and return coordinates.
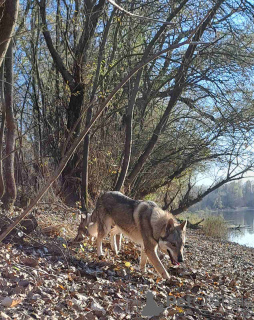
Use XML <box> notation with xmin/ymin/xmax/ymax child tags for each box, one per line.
<box><xmin>178</xmin><ymin>254</ymin><xmax>183</xmax><ymax>262</ymax></box>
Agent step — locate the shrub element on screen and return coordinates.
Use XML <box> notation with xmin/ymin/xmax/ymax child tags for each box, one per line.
<box><xmin>203</xmin><ymin>215</ymin><xmax>228</xmax><ymax>239</ymax></box>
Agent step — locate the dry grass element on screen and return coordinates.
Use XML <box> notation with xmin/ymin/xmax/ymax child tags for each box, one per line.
<box><xmin>202</xmin><ymin>215</ymin><xmax>228</xmax><ymax>239</ymax></box>
<box><xmin>178</xmin><ymin>211</ymin><xmax>206</xmax><ymax>224</ymax></box>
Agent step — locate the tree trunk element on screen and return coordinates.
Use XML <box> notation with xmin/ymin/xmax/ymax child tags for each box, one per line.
<box><xmin>2</xmin><ymin>40</ymin><xmax>17</xmax><ymax>210</ymax></box>
<box><xmin>62</xmin><ymin>82</ymin><xmax>84</xmax><ymax>203</ymax></box>
<box><xmin>0</xmin><ymin>0</ymin><xmax>19</xmax><ymax>68</ymax></box>
<box><xmin>81</xmin><ymin>107</ymin><xmax>92</xmax><ymax>211</ymax></box>
<box><xmin>114</xmin><ymin>70</ymin><xmax>142</xmax><ymax>191</ymax></box>
<box><xmin>81</xmin><ymin>8</ymin><xmax>115</xmax><ymax>211</ymax></box>
<box><xmin>0</xmin><ymin>62</ymin><xmax>5</xmax><ymax>198</ymax></box>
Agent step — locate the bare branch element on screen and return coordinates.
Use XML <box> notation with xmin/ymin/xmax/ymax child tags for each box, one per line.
<box><xmin>107</xmin><ymin>0</ymin><xmax>175</xmax><ymax>25</ymax></box>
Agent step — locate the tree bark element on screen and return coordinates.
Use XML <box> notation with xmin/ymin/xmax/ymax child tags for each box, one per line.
<box><xmin>0</xmin><ymin>62</ymin><xmax>5</xmax><ymax>198</ymax></box>
<box><xmin>2</xmin><ymin>40</ymin><xmax>17</xmax><ymax>210</ymax></box>
<box><xmin>81</xmin><ymin>107</ymin><xmax>92</xmax><ymax>211</ymax></box>
<box><xmin>0</xmin><ymin>0</ymin><xmax>19</xmax><ymax>68</ymax></box>
<box><xmin>114</xmin><ymin>70</ymin><xmax>142</xmax><ymax>191</ymax></box>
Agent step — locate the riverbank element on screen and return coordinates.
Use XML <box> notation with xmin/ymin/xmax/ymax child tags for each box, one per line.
<box><xmin>179</xmin><ymin>209</ymin><xmax>254</xmax><ymax>248</ymax></box>
<box><xmin>0</xmin><ymin>217</ymin><xmax>253</xmax><ymax>320</ymax></box>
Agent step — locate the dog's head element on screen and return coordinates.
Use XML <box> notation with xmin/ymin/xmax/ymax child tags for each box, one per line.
<box><xmin>158</xmin><ymin>218</ymin><xmax>187</xmax><ymax>266</ymax></box>
<box><xmin>73</xmin><ymin>213</ymin><xmax>92</xmax><ymax>242</ymax></box>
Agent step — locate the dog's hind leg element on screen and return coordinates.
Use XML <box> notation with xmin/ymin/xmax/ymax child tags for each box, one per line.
<box><xmin>115</xmin><ymin>234</ymin><xmax>122</xmax><ymax>252</ymax></box>
<box><xmin>97</xmin><ymin>216</ymin><xmax>113</xmax><ymax>257</ymax></box>
<box><xmin>110</xmin><ymin>226</ymin><xmax>122</xmax><ymax>255</ymax></box>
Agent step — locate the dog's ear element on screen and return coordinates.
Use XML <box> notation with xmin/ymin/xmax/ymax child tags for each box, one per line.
<box><xmin>179</xmin><ymin>220</ymin><xmax>187</xmax><ymax>232</ymax></box>
<box><xmin>166</xmin><ymin>218</ymin><xmax>175</xmax><ymax>231</ymax></box>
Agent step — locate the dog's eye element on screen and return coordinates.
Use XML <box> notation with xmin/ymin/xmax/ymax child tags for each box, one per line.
<box><xmin>171</xmin><ymin>243</ymin><xmax>176</xmax><ymax>247</ymax></box>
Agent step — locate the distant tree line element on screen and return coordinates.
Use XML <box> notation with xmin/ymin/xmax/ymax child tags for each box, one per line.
<box><xmin>190</xmin><ymin>180</ymin><xmax>254</xmax><ymax>210</ymax></box>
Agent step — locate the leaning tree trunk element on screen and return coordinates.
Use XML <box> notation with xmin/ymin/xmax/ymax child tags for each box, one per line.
<box><xmin>0</xmin><ymin>0</ymin><xmax>19</xmax><ymax>68</ymax></box>
<box><xmin>2</xmin><ymin>41</ymin><xmax>17</xmax><ymax>210</ymax></box>
<box><xmin>0</xmin><ymin>62</ymin><xmax>5</xmax><ymax>198</ymax></box>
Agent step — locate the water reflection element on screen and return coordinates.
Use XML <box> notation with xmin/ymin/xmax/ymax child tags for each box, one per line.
<box><xmin>221</xmin><ymin>210</ymin><xmax>254</xmax><ymax>247</ymax></box>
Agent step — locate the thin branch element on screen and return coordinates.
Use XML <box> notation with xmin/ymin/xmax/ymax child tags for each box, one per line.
<box><xmin>107</xmin><ymin>0</ymin><xmax>175</xmax><ymax>25</ymax></box>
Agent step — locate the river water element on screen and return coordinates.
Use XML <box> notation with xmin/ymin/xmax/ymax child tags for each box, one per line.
<box><xmin>220</xmin><ymin>209</ymin><xmax>254</xmax><ymax>248</ymax></box>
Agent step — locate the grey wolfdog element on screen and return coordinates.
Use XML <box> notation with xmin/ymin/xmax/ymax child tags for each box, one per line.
<box><xmin>85</xmin><ymin>191</ymin><xmax>187</xmax><ymax>280</ymax></box>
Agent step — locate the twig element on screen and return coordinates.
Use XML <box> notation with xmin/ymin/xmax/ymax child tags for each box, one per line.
<box><xmin>108</xmin><ymin>0</ymin><xmax>175</xmax><ymax>25</ymax></box>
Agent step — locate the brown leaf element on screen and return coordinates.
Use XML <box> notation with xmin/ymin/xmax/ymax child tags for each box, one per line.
<box><xmin>20</xmin><ymin>257</ymin><xmax>39</xmax><ymax>268</ymax></box>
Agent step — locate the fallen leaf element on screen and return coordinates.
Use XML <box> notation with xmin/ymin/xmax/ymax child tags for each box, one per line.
<box><xmin>1</xmin><ymin>297</ymin><xmax>22</xmax><ymax>308</ymax></box>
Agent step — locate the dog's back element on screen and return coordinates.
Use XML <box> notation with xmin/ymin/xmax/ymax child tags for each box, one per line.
<box><xmin>90</xmin><ymin>191</ymin><xmax>140</xmax><ymax>237</ymax></box>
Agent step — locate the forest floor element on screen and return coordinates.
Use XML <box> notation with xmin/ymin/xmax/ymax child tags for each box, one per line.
<box><xmin>0</xmin><ymin>206</ymin><xmax>253</xmax><ymax>320</ymax></box>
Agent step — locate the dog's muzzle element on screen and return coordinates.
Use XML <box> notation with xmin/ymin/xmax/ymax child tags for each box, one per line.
<box><xmin>167</xmin><ymin>249</ymin><xmax>180</xmax><ymax>266</ymax></box>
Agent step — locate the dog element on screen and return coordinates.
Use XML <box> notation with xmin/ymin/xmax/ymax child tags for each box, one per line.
<box><xmin>86</xmin><ymin>191</ymin><xmax>187</xmax><ymax>279</ymax></box>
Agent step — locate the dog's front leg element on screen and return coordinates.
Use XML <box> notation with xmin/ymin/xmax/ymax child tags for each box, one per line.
<box><xmin>96</xmin><ymin>236</ymin><xmax>104</xmax><ymax>257</ymax></box>
<box><xmin>140</xmin><ymin>246</ymin><xmax>148</xmax><ymax>272</ymax></box>
<box><xmin>145</xmin><ymin>245</ymin><xmax>170</xmax><ymax>280</ymax></box>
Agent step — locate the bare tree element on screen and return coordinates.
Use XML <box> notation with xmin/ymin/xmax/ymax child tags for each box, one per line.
<box><xmin>114</xmin><ymin>0</ymin><xmax>189</xmax><ymax>192</ymax></box>
<box><xmin>125</xmin><ymin>0</ymin><xmax>225</xmax><ymax>190</ymax></box>
<box><xmin>1</xmin><ymin>40</ymin><xmax>17</xmax><ymax>210</ymax></box>
<box><xmin>39</xmin><ymin>0</ymin><xmax>106</xmax><ymax>202</ymax></box>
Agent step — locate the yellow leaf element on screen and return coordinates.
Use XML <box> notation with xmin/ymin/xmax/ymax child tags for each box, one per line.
<box><xmin>58</xmin><ymin>285</ymin><xmax>66</xmax><ymax>290</ymax></box>
<box><xmin>125</xmin><ymin>262</ymin><xmax>131</xmax><ymax>267</ymax></box>
<box><xmin>176</xmin><ymin>306</ymin><xmax>184</xmax><ymax>313</ymax></box>
<box><xmin>62</xmin><ymin>244</ymin><xmax>67</xmax><ymax>248</ymax></box>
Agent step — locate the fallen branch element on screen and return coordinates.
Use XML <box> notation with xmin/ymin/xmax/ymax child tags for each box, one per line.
<box><xmin>0</xmin><ymin>213</ymin><xmax>38</xmax><ymax>242</ymax></box>
<box><xmin>177</xmin><ymin>218</ymin><xmax>204</xmax><ymax>229</ymax></box>
<box><xmin>228</xmin><ymin>224</ymin><xmax>250</xmax><ymax>230</ymax></box>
